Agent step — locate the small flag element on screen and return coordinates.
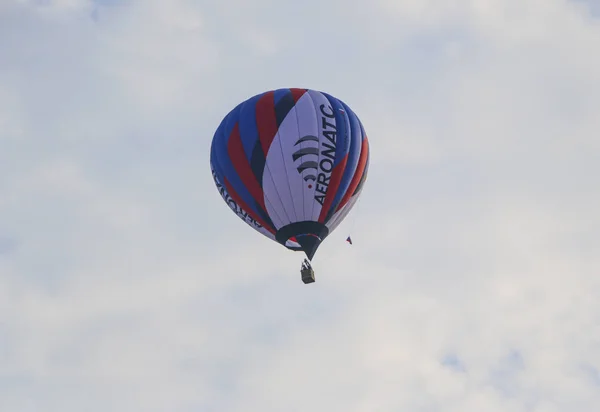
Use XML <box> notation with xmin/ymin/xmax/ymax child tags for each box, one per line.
<box><xmin>346</xmin><ymin>236</ymin><xmax>352</xmax><ymax>245</ymax></box>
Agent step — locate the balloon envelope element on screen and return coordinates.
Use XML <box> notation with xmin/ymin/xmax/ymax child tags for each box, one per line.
<box><xmin>210</xmin><ymin>88</ymin><xmax>370</xmax><ymax>260</ymax></box>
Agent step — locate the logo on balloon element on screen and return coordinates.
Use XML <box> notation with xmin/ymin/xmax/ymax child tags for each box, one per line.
<box><xmin>290</xmin><ymin>103</ymin><xmax>337</xmax><ymax>206</ymax></box>
<box><xmin>292</xmin><ymin>135</ymin><xmax>319</xmax><ymax>188</ymax></box>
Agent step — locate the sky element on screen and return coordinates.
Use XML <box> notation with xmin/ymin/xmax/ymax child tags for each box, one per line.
<box><xmin>1</xmin><ymin>0</ymin><xmax>599</xmax><ymax>411</ymax></box>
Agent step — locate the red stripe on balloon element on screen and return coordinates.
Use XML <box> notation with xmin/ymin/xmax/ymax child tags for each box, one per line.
<box><xmin>255</xmin><ymin>91</ymin><xmax>278</xmax><ymax>155</ymax></box>
<box><xmin>290</xmin><ymin>88</ymin><xmax>307</xmax><ymax>103</ymax></box>
<box><xmin>335</xmin><ymin>136</ymin><xmax>369</xmax><ymax>212</ymax></box>
<box><xmin>227</xmin><ymin>122</ymin><xmax>268</xmax><ymax>213</ymax></box>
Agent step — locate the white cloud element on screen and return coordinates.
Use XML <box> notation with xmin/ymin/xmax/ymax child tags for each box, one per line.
<box><xmin>1</xmin><ymin>0</ymin><xmax>599</xmax><ymax>411</ymax></box>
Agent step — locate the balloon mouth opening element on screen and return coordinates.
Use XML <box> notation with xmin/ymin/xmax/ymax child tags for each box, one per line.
<box><xmin>294</xmin><ymin>234</ymin><xmax>323</xmax><ymax>260</ymax></box>
<box><xmin>275</xmin><ymin>221</ymin><xmax>329</xmax><ymax>260</ymax></box>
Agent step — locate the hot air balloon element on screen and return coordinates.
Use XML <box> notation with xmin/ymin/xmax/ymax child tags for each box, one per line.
<box><xmin>209</xmin><ymin>88</ymin><xmax>370</xmax><ymax>283</ymax></box>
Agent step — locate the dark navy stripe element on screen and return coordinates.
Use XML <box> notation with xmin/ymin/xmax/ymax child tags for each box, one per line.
<box><xmin>250</xmin><ymin>140</ymin><xmax>265</xmax><ymax>188</ymax></box>
<box><xmin>273</xmin><ymin>88</ymin><xmax>288</xmax><ymax>106</ymax></box>
<box><xmin>274</xmin><ymin>89</ymin><xmax>297</xmax><ymax>127</ymax></box>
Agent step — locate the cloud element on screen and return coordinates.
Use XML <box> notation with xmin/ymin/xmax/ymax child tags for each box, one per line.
<box><xmin>1</xmin><ymin>0</ymin><xmax>599</xmax><ymax>411</ymax></box>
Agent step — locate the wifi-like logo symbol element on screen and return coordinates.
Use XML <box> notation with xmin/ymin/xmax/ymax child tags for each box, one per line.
<box><xmin>292</xmin><ymin>135</ymin><xmax>319</xmax><ymax>187</ymax></box>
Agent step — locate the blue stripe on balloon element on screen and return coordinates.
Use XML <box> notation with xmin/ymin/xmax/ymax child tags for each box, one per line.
<box><xmin>319</xmin><ymin>92</ymin><xmax>352</xmax><ymax>222</ymax></box>
<box><xmin>358</xmin><ymin>117</ymin><xmax>367</xmax><ymax>141</ymax></box>
<box><xmin>329</xmin><ymin>101</ymin><xmax>363</xmax><ymax>216</ymax></box>
<box><xmin>210</xmin><ymin>134</ymin><xmax>227</xmax><ymax>192</ymax></box>
<box><xmin>321</xmin><ymin>92</ymin><xmax>350</xmax><ymax>168</ymax></box>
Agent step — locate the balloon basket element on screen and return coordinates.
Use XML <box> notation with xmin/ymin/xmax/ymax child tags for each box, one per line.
<box><xmin>301</xmin><ymin>267</ymin><xmax>315</xmax><ymax>284</ymax></box>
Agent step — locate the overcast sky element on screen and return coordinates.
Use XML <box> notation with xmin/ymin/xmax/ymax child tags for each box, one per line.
<box><xmin>1</xmin><ymin>0</ymin><xmax>599</xmax><ymax>411</ymax></box>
